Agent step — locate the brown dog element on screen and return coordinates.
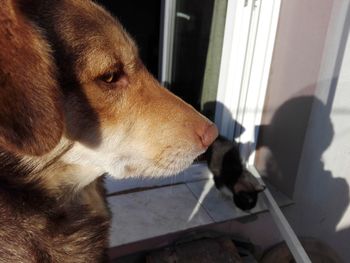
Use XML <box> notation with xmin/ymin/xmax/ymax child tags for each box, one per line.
<box><xmin>0</xmin><ymin>0</ymin><xmax>218</xmax><ymax>262</ymax></box>
<box><xmin>0</xmin><ymin>0</ymin><xmax>217</xmax><ymax>262</ymax></box>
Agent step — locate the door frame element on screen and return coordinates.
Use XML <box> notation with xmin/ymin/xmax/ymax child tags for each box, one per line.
<box><xmin>159</xmin><ymin>0</ymin><xmax>177</xmax><ymax>87</ymax></box>
<box><xmin>214</xmin><ymin>0</ymin><xmax>282</xmax><ymax>164</ymax></box>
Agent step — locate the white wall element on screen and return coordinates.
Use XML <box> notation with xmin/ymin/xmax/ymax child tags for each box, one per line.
<box><xmin>255</xmin><ymin>0</ymin><xmax>334</xmax><ymax>197</ymax></box>
<box><xmin>284</xmin><ymin>1</ymin><xmax>350</xmax><ymax>261</ymax></box>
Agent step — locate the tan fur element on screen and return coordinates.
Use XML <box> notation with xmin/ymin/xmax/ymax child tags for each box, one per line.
<box><xmin>0</xmin><ymin>0</ymin><xmax>218</xmax><ymax>262</ymax></box>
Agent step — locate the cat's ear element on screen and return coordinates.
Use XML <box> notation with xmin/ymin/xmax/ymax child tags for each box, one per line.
<box><xmin>233</xmin><ymin>170</ymin><xmax>266</xmax><ymax>194</ymax></box>
<box><xmin>254</xmin><ymin>184</ymin><xmax>266</xmax><ymax>193</ymax></box>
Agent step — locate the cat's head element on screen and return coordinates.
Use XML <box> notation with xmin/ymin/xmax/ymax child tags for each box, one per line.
<box><xmin>233</xmin><ymin>169</ymin><xmax>265</xmax><ymax>210</ymax></box>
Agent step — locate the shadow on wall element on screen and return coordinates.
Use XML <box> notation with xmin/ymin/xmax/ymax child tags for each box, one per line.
<box><xmin>255</xmin><ymin>96</ymin><xmax>332</xmax><ymax>197</ymax></box>
<box><xmin>255</xmin><ymin>95</ymin><xmax>349</xmax><ymax>261</ymax></box>
<box><xmin>202</xmin><ymin>100</ymin><xmax>245</xmax><ymax>139</ymax></box>
<box><xmin>199</xmin><ymin>96</ymin><xmax>349</xmax><ymax>262</ymax></box>
<box><xmin>253</xmin><ymin>5</ymin><xmax>350</xmax><ymax>258</ymax></box>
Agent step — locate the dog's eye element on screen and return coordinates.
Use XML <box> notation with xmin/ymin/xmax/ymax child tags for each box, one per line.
<box><xmin>100</xmin><ymin>71</ymin><xmax>122</xmax><ymax>84</ymax></box>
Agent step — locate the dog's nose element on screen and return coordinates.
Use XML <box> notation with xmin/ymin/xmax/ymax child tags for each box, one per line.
<box><xmin>199</xmin><ymin>123</ymin><xmax>218</xmax><ymax>148</ymax></box>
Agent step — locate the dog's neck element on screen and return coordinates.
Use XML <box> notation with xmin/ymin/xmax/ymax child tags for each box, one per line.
<box><xmin>0</xmin><ymin>137</ymin><xmax>104</xmax><ymax>200</ymax></box>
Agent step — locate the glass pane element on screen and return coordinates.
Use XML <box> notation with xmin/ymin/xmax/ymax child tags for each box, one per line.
<box><xmin>170</xmin><ymin>0</ymin><xmax>228</xmax><ymax>121</ymax></box>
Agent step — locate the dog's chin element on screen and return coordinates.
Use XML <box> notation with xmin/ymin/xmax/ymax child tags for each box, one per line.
<box><xmin>146</xmin><ymin>158</ymin><xmax>195</xmax><ymax>177</ymax></box>
<box><xmin>107</xmin><ymin>155</ymin><xmax>197</xmax><ymax>179</ymax></box>
<box><xmin>141</xmin><ymin>150</ymin><xmax>205</xmax><ymax>178</ymax></box>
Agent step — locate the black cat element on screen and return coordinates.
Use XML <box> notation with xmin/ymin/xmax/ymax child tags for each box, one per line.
<box><xmin>205</xmin><ymin>136</ymin><xmax>265</xmax><ymax>210</ymax></box>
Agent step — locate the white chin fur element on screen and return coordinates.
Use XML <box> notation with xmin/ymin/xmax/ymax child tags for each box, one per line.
<box><xmin>63</xmin><ymin>152</ymin><xmax>196</xmax><ymax>184</ymax></box>
<box><xmin>107</xmin><ymin>155</ymin><xmax>195</xmax><ymax>179</ymax></box>
<box><xmin>61</xmin><ymin>137</ymin><xmax>200</xmax><ymax>187</ymax></box>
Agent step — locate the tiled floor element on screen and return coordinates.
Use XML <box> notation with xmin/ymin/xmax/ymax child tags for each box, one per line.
<box><xmin>108</xmin><ymin>174</ymin><xmax>291</xmax><ymax>248</ymax></box>
<box><xmin>108</xmin><ymin>184</ymin><xmax>212</xmax><ymax>247</ymax></box>
<box><xmin>186</xmin><ymin>179</ymin><xmax>258</xmax><ymax>222</ymax></box>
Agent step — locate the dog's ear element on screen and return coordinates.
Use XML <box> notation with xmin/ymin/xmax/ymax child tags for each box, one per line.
<box><xmin>0</xmin><ymin>0</ymin><xmax>63</xmax><ymax>156</ymax></box>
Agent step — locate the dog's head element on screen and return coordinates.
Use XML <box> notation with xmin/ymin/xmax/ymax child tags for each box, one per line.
<box><xmin>0</xmin><ymin>0</ymin><xmax>218</xmax><ymax>190</ymax></box>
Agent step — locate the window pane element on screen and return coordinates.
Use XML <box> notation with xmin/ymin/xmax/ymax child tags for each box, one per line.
<box><xmin>171</xmin><ymin>0</ymin><xmax>228</xmax><ymax>121</ymax></box>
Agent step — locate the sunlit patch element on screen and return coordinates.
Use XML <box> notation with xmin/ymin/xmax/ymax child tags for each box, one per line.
<box><xmin>188</xmin><ymin>179</ymin><xmax>213</xmax><ymax>221</ymax></box>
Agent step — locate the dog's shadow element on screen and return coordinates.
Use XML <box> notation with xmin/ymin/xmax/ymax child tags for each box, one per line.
<box><xmin>256</xmin><ymin>95</ymin><xmax>349</xmax><ymax>252</ymax></box>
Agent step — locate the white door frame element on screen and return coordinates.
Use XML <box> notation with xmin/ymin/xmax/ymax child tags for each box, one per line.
<box><xmin>159</xmin><ymin>0</ymin><xmax>177</xmax><ymax>87</ymax></box>
<box><xmin>215</xmin><ymin>0</ymin><xmax>282</xmax><ymax>164</ymax></box>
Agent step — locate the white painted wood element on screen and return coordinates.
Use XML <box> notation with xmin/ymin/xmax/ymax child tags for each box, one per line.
<box><xmin>159</xmin><ymin>0</ymin><xmax>176</xmax><ymax>86</ymax></box>
<box><xmin>315</xmin><ymin>0</ymin><xmax>350</xmax><ymax>105</ymax></box>
<box><xmin>215</xmin><ymin>0</ymin><xmax>252</xmax><ymax>138</ymax></box>
<box><xmin>248</xmin><ymin>166</ymin><xmax>312</xmax><ymax>263</ymax></box>
<box><xmin>214</xmin><ymin>0</ymin><xmax>282</xmax><ymax>165</ymax></box>
<box><xmin>232</xmin><ymin>0</ymin><xmax>282</xmax><ymax>164</ymax></box>
<box><xmin>233</xmin><ymin>0</ymin><xmax>261</xmax><ymax>141</ymax></box>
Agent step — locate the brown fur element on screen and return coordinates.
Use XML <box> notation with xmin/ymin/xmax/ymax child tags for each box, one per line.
<box><xmin>0</xmin><ymin>0</ymin><xmax>218</xmax><ymax>262</ymax></box>
<box><xmin>0</xmin><ymin>0</ymin><xmax>63</xmax><ymax>156</ymax></box>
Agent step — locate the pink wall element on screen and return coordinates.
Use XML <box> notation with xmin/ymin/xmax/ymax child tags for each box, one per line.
<box><xmin>255</xmin><ymin>0</ymin><xmax>334</xmax><ymax>197</ymax></box>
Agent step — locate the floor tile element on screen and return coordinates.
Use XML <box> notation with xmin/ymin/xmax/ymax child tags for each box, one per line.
<box><xmin>186</xmin><ymin>179</ymin><xmax>292</xmax><ymax>223</ymax></box>
<box><xmin>186</xmin><ymin>179</ymin><xmax>253</xmax><ymax>222</ymax></box>
<box><xmin>108</xmin><ymin>184</ymin><xmax>213</xmax><ymax>247</ymax></box>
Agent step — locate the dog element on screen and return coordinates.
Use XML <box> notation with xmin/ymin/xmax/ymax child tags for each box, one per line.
<box><xmin>0</xmin><ymin>0</ymin><xmax>218</xmax><ymax>262</ymax></box>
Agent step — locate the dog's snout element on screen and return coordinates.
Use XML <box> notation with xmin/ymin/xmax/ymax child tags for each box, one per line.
<box><xmin>198</xmin><ymin>123</ymin><xmax>218</xmax><ymax>148</ymax></box>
